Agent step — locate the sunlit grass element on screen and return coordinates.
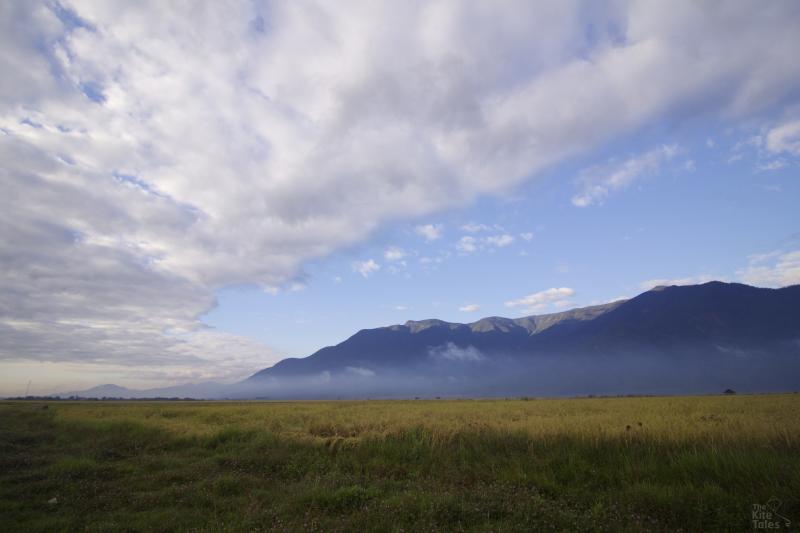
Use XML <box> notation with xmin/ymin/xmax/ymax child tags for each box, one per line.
<box><xmin>51</xmin><ymin>394</ymin><xmax>800</xmax><ymax>442</ymax></box>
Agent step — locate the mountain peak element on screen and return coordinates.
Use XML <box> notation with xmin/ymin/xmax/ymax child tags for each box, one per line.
<box><xmin>403</xmin><ymin>319</ymin><xmax>460</xmax><ymax>333</ymax></box>
<box><xmin>468</xmin><ymin>316</ymin><xmax>521</xmax><ymax>333</ymax></box>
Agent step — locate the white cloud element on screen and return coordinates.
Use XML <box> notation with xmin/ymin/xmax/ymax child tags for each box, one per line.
<box><xmin>505</xmin><ymin>287</ymin><xmax>575</xmax><ymax>314</ymax></box>
<box><xmin>765</xmin><ymin>119</ymin><xmax>800</xmax><ymax>156</ymax></box>
<box><xmin>353</xmin><ymin>259</ymin><xmax>380</xmax><ymax>278</ymax></box>
<box><xmin>461</xmin><ymin>222</ymin><xmax>489</xmax><ymax>233</ymax></box>
<box><xmin>394</xmin><ymin>305</ymin><xmax>409</xmax><ymax>311</ymax></box>
<box><xmin>2</xmin><ymin>1</ymin><xmax>800</xmax><ymax>390</ymax></box>
<box><xmin>746</xmin><ymin>251</ymin><xmax>784</xmax><ymax>264</ymax></box>
<box><xmin>639</xmin><ymin>275</ymin><xmax>721</xmax><ymax>291</ymax></box>
<box><xmin>457</xmin><ymin>234</ymin><xmax>514</xmax><ymax>253</ymax></box>
<box><xmin>639</xmin><ymin>250</ymin><xmax>800</xmax><ymax>292</ymax></box>
<box><xmin>345</xmin><ymin>366</ymin><xmax>376</xmax><ymax>377</ymax></box>
<box><xmin>458</xmin><ymin>304</ymin><xmax>480</xmax><ymax>312</ymax></box>
<box><xmin>456</xmin><ymin>236</ymin><xmax>477</xmax><ymax>253</ymax></box>
<box><xmin>737</xmin><ymin>250</ymin><xmax>800</xmax><ymax>288</ymax></box>
<box><xmin>485</xmin><ymin>234</ymin><xmax>515</xmax><ymax>247</ymax></box>
<box><xmin>520</xmin><ymin>232</ymin><xmax>534</xmax><ymax>242</ymax></box>
<box><xmin>419</xmin><ymin>251</ymin><xmax>450</xmax><ymax>266</ymax></box>
<box><xmin>572</xmin><ymin>144</ymin><xmax>679</xmax><ymax>207</ymax></box>
<box><xmin>384</xmin><ymin>246</ymin><xmax>407</xmax><ymax>261</ymax></box>
<box><xmin>415</xmin><ymin>224</ymin><xmax>443</xmax><ymax>242</ymax></box>
<box><xmin>758</xmin><ymin>159</ymin><xmax>787</xmax><ymax>171</ymax></box>
<box><xmin>728</xmin><ymin>134</ymin><xmax>763</xmax><ymax>163</ymax></box>
<box><xmin>429</xmin><ymin>343</ymin><xmax>484</xmax><ymax>362</ymax></box>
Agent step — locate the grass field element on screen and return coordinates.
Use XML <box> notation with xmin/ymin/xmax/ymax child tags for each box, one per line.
<box><xmin>1</xmin><ymin>395</ymin><xmax>799</xmax><ymax>531</ymax></box>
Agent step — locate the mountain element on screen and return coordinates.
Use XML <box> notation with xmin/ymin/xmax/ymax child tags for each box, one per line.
<box><xmin>60</xmin><ymin>384</ymin><xmax>135</xmax><ymax>398</ymax></box>
<box><xmin>244</xmin><ymin>282</ymin><xmax>800</xmax><ymax>398</ymax></box>
<box><xmin>55</xmin><ymin>282</ymin><xmax>800</xmax><ymax>400</ymax></box>
<box><xmin>248</xmin><ymin>300</ymin><xmax>626</xmax><ymax>379</ymax></box>
<box><xmin>57</xmin><ymin>381</ymin><xmax>230</xmax><ymax>399</ymax></box>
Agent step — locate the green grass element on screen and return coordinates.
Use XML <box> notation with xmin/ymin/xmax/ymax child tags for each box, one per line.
<box><xmin>1</xmin><ymin>395</ymin><xmax>798</xmax><ymax>531</ymax></box>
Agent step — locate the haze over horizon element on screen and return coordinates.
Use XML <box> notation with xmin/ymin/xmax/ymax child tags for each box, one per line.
<box><xmin>2</xmin><ymin>1</ymin><xmax>799</xmax><ymax>396</ymax></box>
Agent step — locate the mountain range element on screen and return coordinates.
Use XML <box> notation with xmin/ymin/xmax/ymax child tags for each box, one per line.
<box><xmin>55</xmin><ymin>282</ymin><xmax>800</xmax><ymax>399</ymax></box>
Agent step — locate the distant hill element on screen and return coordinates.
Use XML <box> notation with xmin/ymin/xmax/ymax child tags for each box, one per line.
<box><xmin>57</xmin><ymin>381</ymin><xmax>229</xmax><ymax>400</ymax></box>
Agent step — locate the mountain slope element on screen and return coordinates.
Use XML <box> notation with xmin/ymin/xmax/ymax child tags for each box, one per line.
<box><xmin>248</xmin><ymin>300</ymin><xmax>626</xmax><ymax>379</ymax></box>
<box><xmin>244</xmin><ymin>282</ymin><xmax>800</xmax><ymax>397</ymax></box>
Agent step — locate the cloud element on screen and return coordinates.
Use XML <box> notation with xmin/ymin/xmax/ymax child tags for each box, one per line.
<box><xmin>520</xmin><ymin>232</ymin><xmax>534</xmax><ymax>242</ymax></box>
<box><xmin>737</xmin><ymin>250</ymin><xmax>800</xmax><ymax>288</ymax></box>
<box><xmin>2</xmin><ymin>1</ymin><xmax>800</xmax><ymax>389</ymax></box>
<box><xmin>765</xmin><ymin>119</ymin><xmax>800</xmax><ymax>156</ymax></box>
<box><xmin>393</xmin><ymin>305</ymin><xmax>409</xmax><ymax>311</ymax></box>
<box><xmin>461</xmin><ymin>222</ymin><xmax>489</xmax><ymax>233</ymax></box>
<box><xmin>758</xmin><ymin>159</ymin><xmax>787</xmax><ymax>171</ymax></box>
<box><xmin>572</xmin><ymin>145</ymin><xmax>679</xmax><ymax>207</ymax></box>
<box><xmin>639</xmin><ymin>250</ymin><xmax>800</xmax><ymax>293</ymax></box>
<box><xmin>429</xmin><ymin>343</ymin><xmax>484</xmax><ymax>362</ymax></box>
<box><xmin>639</xmin><ymin>275</ymin><xmax>722</xmax><ymax>291</ymax></box>
<box><xmin>485</xmin><ymin>234</ymin><xmax>515</xmax><ymax>247</ymax></box>
<box><xmin>0</xmin><ymin>202</ymin><xmax>281</xmax><ymax>384</ymax></box>
<box><xmin>353</xmin><ymin>259</ymin><xmax>380</xmax><ymax>278</ymax></box>
<box><xmin>384</xmin><ymin>246</ymin><xmax>407</xmax><ymax>261</ymax></box>
<box><xmin>457</xmin><ymin>234</ymin><xmax>514</xmax><ymax>253</ymax></box>
<box><xmin>505</xmin><ymin>287</ymin><xmax>575</xmax><ymax>314</ymax></box>
<box><xmin>415</xmin><ymin>224</ymin><xmax>443</xmax><ymax>242</ymax></box>
<box><xmin>458</xmin><ymin>304</ymin><xmax>480</xmax><ymax>312</ymax></box>
<box><xmin>345</xmin><ymin>366</ymin><xmax>376</xmax><ymax>377</ymax></box>
<box><xmin>456</xmin><ymin>236</ymin><xmax>477</xmax><ymax>253</ymax></box>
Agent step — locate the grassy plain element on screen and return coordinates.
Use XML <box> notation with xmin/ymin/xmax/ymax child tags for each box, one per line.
<box><xmin>1</xmin><ymin>394</ymin><xmax>799</xmax><ymax>531</ymax></box>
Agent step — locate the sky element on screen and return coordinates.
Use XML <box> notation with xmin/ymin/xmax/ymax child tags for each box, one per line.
<box><xmin>1</xmin><ymin>1</ymin><xmax>799</xmax><ymax>396</ymax></box>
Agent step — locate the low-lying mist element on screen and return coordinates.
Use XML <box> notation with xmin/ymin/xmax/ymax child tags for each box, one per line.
<box><xmin>224</xmin><ymin>348</ymin><xmax>800</xmax><ymax>400</ymax></box>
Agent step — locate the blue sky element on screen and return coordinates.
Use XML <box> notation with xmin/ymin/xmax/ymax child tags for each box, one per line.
<box><xmin>1</xmin><ymin>1</ymin><xmax>799</xmax><ymax>394</ymax></box>
<box><xmin>204</xmin><ymin>126</ymin><xmax>799</xmax><ymax>357</ymax></box>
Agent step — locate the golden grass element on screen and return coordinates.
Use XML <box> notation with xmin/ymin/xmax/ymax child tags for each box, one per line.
<box><xmin>51</xmin><ymin>393</ymin><xmax>800</xmax><ymax>445</ymax></box>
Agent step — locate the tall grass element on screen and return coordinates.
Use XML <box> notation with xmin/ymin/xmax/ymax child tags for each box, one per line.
<box><xmin>1</xmin><ymin>395</ymin><xmax>798</xmax><ymax>531</ymax></box>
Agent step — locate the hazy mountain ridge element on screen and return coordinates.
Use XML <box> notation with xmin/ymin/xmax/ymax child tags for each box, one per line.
<box><xmin>242</xmin><ymin>282</ymin><xmax>800</xmax><ymax>398</ymax></box>
<box><xmin>248</xmin><ymin>300</ymin><xmax>629</xmax><ymax>380</ymax></box>
<box><xmin>251</xmin><ymin>282</ymin><xmax>800</xmax><ymax>380</ymax></box>
<box><xmin>53</xmin><ymin>282</ymin><xmax>800</xmax><ymax>399</ymax></box>
<box><xmin>55</xmin><ymin>381</ymin><xmax>230</xmax><ymax>400</ymax></box>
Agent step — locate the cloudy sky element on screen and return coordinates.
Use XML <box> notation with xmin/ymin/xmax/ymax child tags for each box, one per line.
<box><xmin>2</xmin><ymin>1</ymin><xmax>799</xmax><ymax>395</ymax></box>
